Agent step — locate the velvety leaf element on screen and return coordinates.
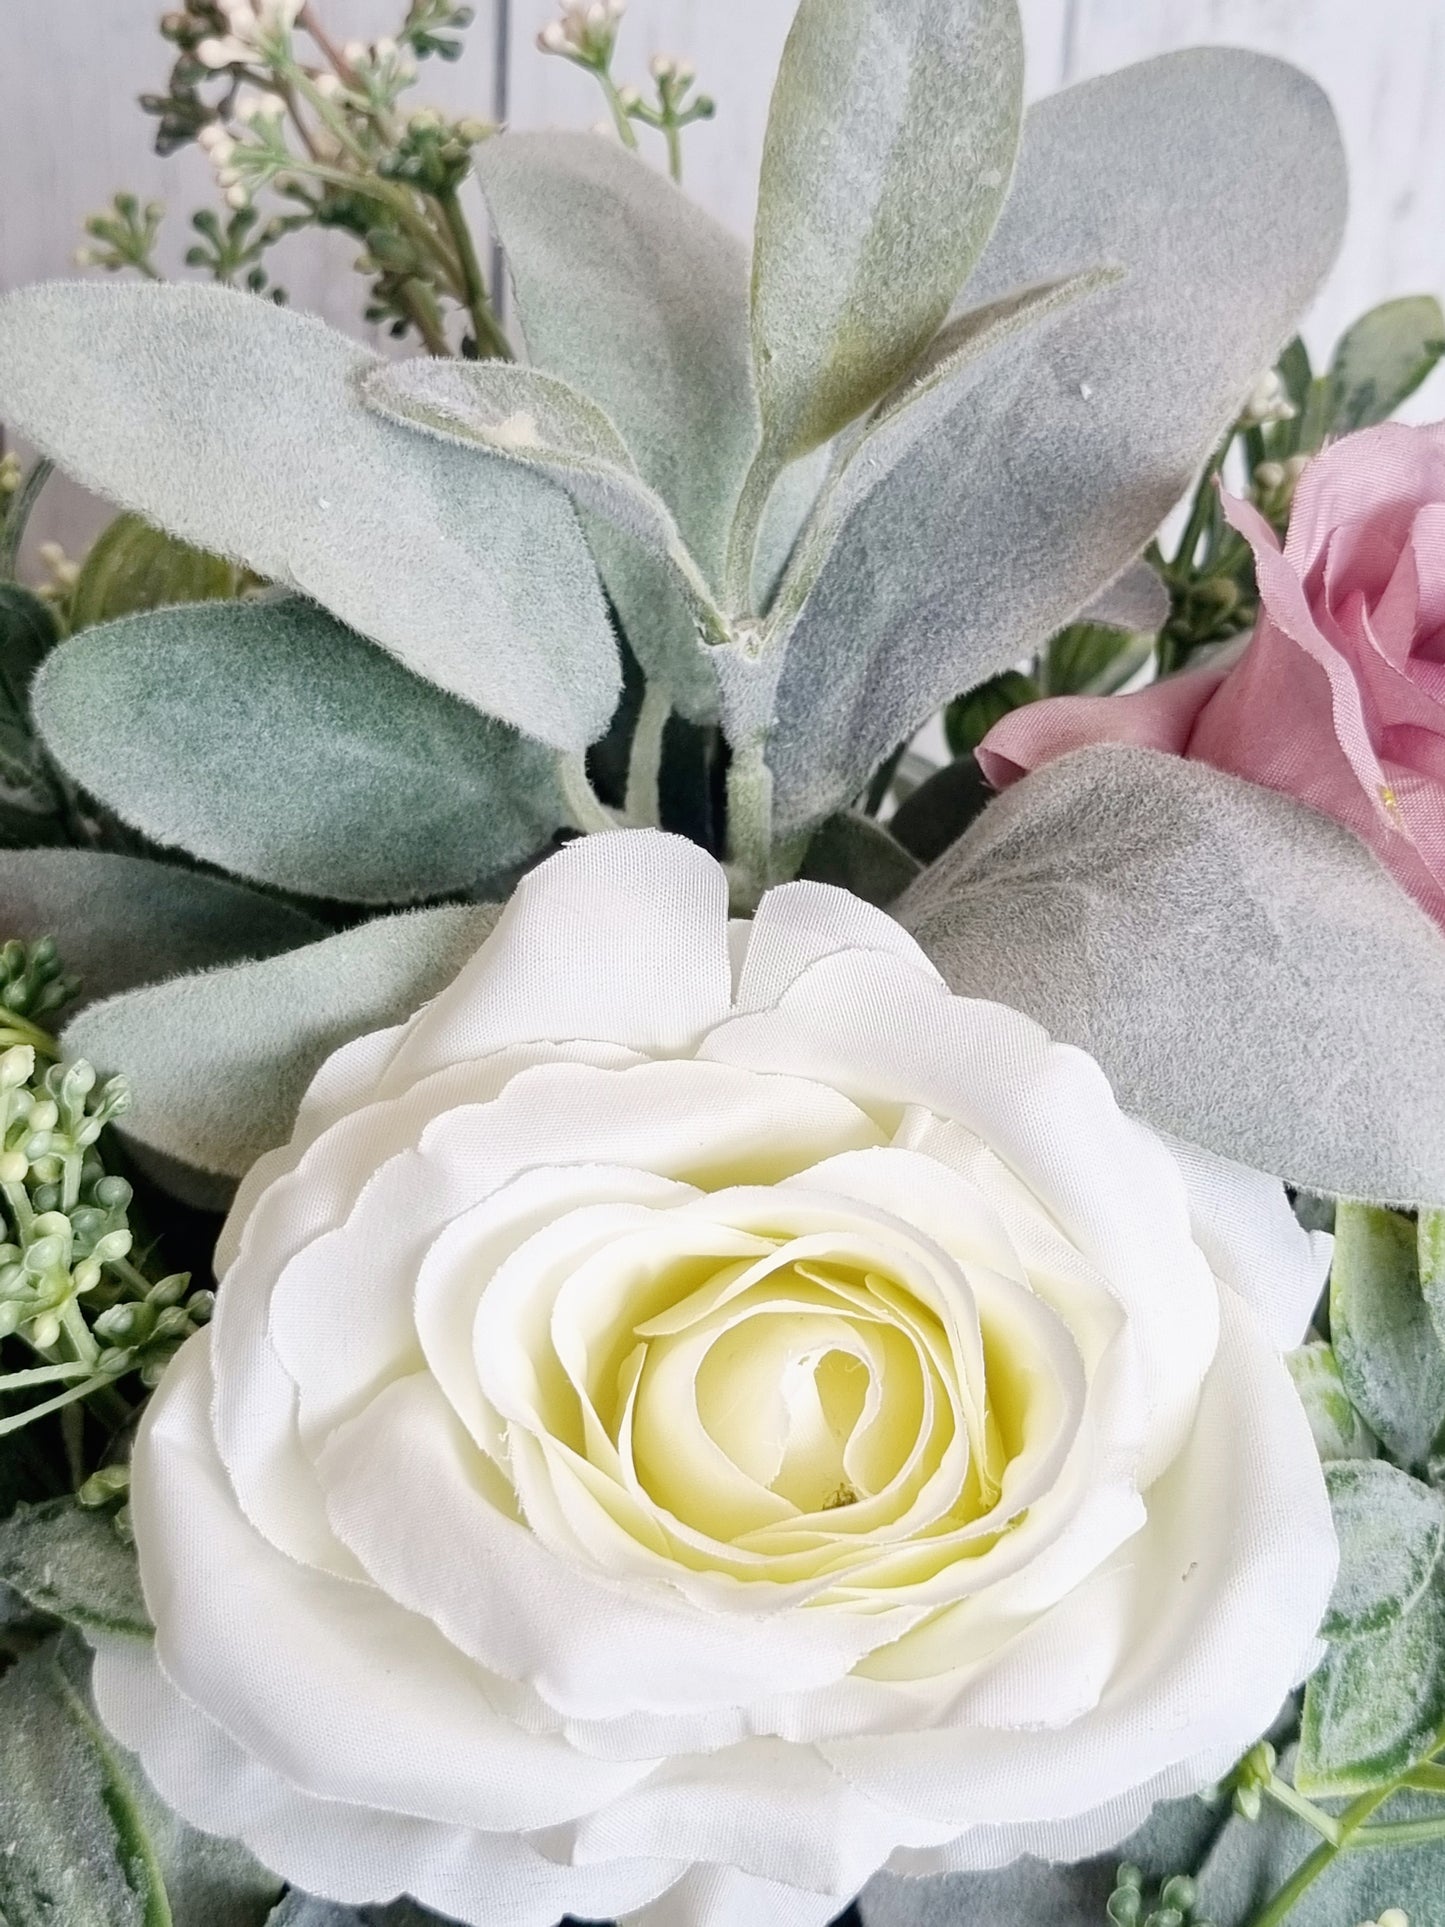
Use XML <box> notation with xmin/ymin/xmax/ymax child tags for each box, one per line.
<box><xmin>70</xmin><ymin>512</ymin><xmax>240</xmax><ymax>632</ymax></box>
<box><xmin>0</xmin><ymin>1636</ymin><xmax>167</xmax><ymax>1927</ymax></box>
<box><xmin>1330</xmin><ymin>1203</ymin><xmax>1445</xmax><ymax>1473</ymax></box>
<box><xmin>0</xmin><ymin>848</ymin><xmax>324</xmax><ymax>1009</ymax></box>
<box><xmin>33</xmin><ymin>598</ymin><xmax>566</xmax><ymax>904</ymax></box>
<box><xmin>944</xmin><ymin>669</ymin><xmax>1039</xmax><ymax>757</ymax></box>
<box><xmin>766</xmin><ymin>50</ymin><xmax>1346</xmax><ymax>834</ymax></box>
<box><xmin>757</xmin><ymin>274</ymin><xmax>1109</xmax><ymax>665</ymax></box>
<box><xmin>751</xmin><ymin>0</ymin><xmax>1023</xmax><ymax>466</ymax></box>
<box><xmin>0</xmin><ymin>282</ymin><xmax>618</xmax><ymax>750</ymax></box>
<box><xmin>1286</xmin><ymin>1342</ymin><xmax>1377</xmax><ymax>1464</ymax></box>
<box><xmin>888</xmin><ymin>755</ymin><xmax>993</xmax><ymax>866</ymax></box>
<box><xmin>1416</xmin><ymin>1205</ymin><xmax>1445</xmax><ymax>1359</ymax></box>
<box><xmin>1299</xmin><ymin>1565</ymin><xmax>1445</xmax><ymax>1795</ymax></box>
<box><xmin>799</xmin><ymin>812</ymin><xmax>921</xmax><ymax>907</ymax></box>
<box><xmin>1075</xmin><ymin>560</ymin><xmax>1170</xmax><ymax>639</ymax></box>
<box><xmin>64</xmin><ymin>904</ymin><xmax>499</xmax><ymax>1181</ymax></box>
<box><xmin>137</xmin><ymin>1806</ymin><xmax>280</xmax><ymax>1927</ymax></box>
<box><xmin>1328</xmin><ymin>294</ymin><xmax>1445</xmax><ymax>435</ymax></box>
<box><xmin>0</xmin><ymin>582</ymin><xmax>59</xmax><ymax>710</ymax></box>
<box><xmin>363</xmin><ymin>358</ymin><xmax>728</xmax><ymax>646</ymax></box>
<box><xmin>900</xmin><ymin>746</ymin><xmax>1445</xmax><ymax>1206</ymax></box>
<box><xmin>0</xmin><ymin>1499</ymin><xmax>150</xmax><ymax>1638</ymax></box>
<box><xmin>476</xmin><ymin>132</ymin><xmax>756</xmax><ymax>719</ymax></box>
<box><xmin>1322</xmin><ymin>1459</ymin><xmax>1445</xmax><ymax>1642</ymax></box>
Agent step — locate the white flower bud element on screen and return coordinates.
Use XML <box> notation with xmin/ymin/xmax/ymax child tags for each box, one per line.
<box><xmin>0</xmin><ymin>1047</ymin><xmax>33</xmax><ymax>1091</ymax></box>
<box><xmin>1254</xmin><ymin>460</ymin><xmax>1286</xmax><ymax>492</ymax></box>
<box><xmin>343</xmin><ymin>39</ymin><xmax>368</xmax><ymax>66</ymax></box>
<box><xmin>650</xmin><ymin>52</ymin><xmax>676</xmax><ymax>81</ymax></box>
<box><xmin>1241</xmin><ymin>366</ymin><xmax>1297</xmax><ymax>428</ymax></box>
<box><xmin>538</xmin><ymin>22</ymin><xmax>569</xmax><ymax>53</ymax></box>
<box><xmin>226</xmin><ymin>182</ymin><xmax>252</xmax><ymax>209</ymax></box>
<box><xmin>313</xmin><ymin>71</ymin><xmax>343</xmax><ymax>98</ymax></box>
<box><xmin>616</xmin><ymin>83</ymin><xmax>641</xmax><ymax>110</ymax></box>
<box><xmin>195</xmin><ymin>35</ymin><xmax>241</xmax><ymax>68</ymax></box>
<box><xmin>374</xmin><ymin>36</ymin><xmax>398</xmax><ymax>60</ymax></box>
<box><xmin>1377</xmin><ymin>1913</ymin><xmax>1410</xmax><ymax>1927</ymax></box>
<box><xmin>586</xmin><ymin>2</ymin><xmax>607</xmax><ymax>26</ymax></box>
<box><xmin>0</xmin><ymin>1151</ymin><xmax>26</xmax><ymax>1185</ymax></box>
<box><xmin>197</xmin><ymin>121</ymin><xmax>230</xmax><ymax>152</ymax></box>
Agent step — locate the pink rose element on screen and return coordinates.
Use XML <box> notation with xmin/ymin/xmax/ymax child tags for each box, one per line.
<box><xmin>979</xmin><ymin>421</ymin><xmax>1445</xmax><ymax>925</ymax></box>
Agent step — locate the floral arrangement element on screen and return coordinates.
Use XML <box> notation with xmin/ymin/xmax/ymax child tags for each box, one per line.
<box><xmin>3</xmin><ymin>4</ymin><xmax>1445</xmax><ymax>1927</ymax></box>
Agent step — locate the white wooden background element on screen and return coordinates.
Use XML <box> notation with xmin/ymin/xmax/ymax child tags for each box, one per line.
<box><xmin>3</xmin><ymin>0</ymin><xmax>1444</xmax><ymax>553</ymax></box>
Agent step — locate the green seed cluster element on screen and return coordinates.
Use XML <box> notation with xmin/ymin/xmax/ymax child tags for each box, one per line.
<box><xmin>1107</xmin><ymin>1865</ymin><xmax>1215</xmax><ymax>1927</ymax></box>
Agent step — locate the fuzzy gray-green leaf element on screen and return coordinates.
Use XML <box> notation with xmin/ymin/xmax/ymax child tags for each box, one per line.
<box><xmin>901</xmin><ymin>746</ymin><xmax>1445</xmax><ymax>1207</ymax></box>
<box><xmin>363</xmin><ymin>358</ymin><xmax>727</xmax><ymax>646</ymax></box>
<box><xmin>33</xmin><ymin>598</ymin><xmax>565</xmax><ymax>904</ymax></box>
<box><xmin>0</xmin><ymin>1637</ymin><xmax>167</xmax><ymax>1927</ymax></box>
<box><xmin>0</xmin><ymin>281</ymin><xmax>618</xmax><ymax>750</ymax></box>
<box><xmin>1331</xmin><ymin>1203</ymin><xmax>1445</xmax><ymax>1473</ymax></box>
<box><xmin>477</xmin><ymin>132</ymin><xmax>756</xmax><ymax>719</ymax></box>
<box><xmin>767</xmin><ymin>49</ymin><xmax>1346</xmax><ymax>834</ymax></box>
<box><xmin>1322</xmin><ymin>1459</ymin><xmax>1445</xmax><ymax>1642</ymax></box>
<box><xmin>64</xmin><ymin>904</ymin><xmax>499</xmax><ymax>1181</ymax></box>
<box><xmin>799</xmin><ymin>812</ymin><xmax>921</xmax><ymax>907</ymax></box>
<box><xmin>1299</xmin><ymin>1565</ymin><xmax>1445</xmax><ymax>1795</ymax></box>
<box><xmin>752</xmin><ymin>0</ymin><xmax>1022</xmax><ymax>464</ymax></box>
<box><xmin>1328</xmin><ymin>294</ymin><xmax>1445</xmax><ymax>435</ymax></box>
<box><xmin>0</xmin><ymin>1499</ymin><xmax>149</xmax><ymax>1639</ymax></box>
<box><xmin>0</xmin><ymin>849</ymin><xmax>325</xmax><ymax>1008</ymax></box>
<box><xmin>1286</xmin><ymin>1342</ymin><xmax>1377</xmax><ymax>1464</ymax></box>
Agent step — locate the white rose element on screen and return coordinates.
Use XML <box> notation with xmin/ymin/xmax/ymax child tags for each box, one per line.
<box><xmin>95</xmin><ymin>831</ymin><xmax>1337</xmax><ymax>1927</ymax></box>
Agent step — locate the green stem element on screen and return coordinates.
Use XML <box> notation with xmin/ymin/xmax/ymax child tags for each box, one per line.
<box><xmin>1263</xmin><ymin>1775</ymin><xmax>1340</xmax><ymax>1844</ymax></box>
<box><xmin>1349</xmin><ymin>1815</ymin><xmax>1445</xmax><ymax>1849</ymax></box>
<box><xmin>725</xmin><ymin>738</ymin><xmax>775</xmax><ymax>911</ymax></box>
<box><xmin>436</xmin><ymin>188</ymin><xmax>510</xmax><ymax>360</ymax></box>
<box><xmin>1244</xmin><ymin>1780</ymin><xmax>1414</xmax><ymax>1927</ymax></box>
<box><xmin>559</xmin><ymin>754</ymin><xmax>620</xmax><ymax>836</ymax></box>
<box><xmin>1170</xmin><ymin>431</ymin><xmax>1232</xmax><ymax>576</ymax></box>
<box><xmin>0</xmin><ymin>1011</ymin><xmax>60</xmax><ymax>1059</ymax></box>
<box><xmin>596</xmin><ymin>71</ymin><xmax>641</xmax><ymax>149</ymax></box>
<box><xmin>624</xmin><ymin>683</ymin><xmax>671</xmax><ymax>826</ymax></box>
<box><xmin>0</xmin><ymin>1358</ymin><xmax>96</xmax><ymax>1391</ymax></box>
<box><xmin>664</xmin><ymin>118</ymin><xmax>684</xmax><ymax>183</ymax></box>
<box><xmin>0</xmin><ymin>459</ymin><xmax>54</xmax><ymax>580</ymax></box>
<box><xmin>59</xmin><ymin>1298</ymin><xmax>100</xmax><ymax>1370</ymax></box>
<box><xmin>723</xmin><ymin>448</ymin><xmax>781</xmax><ymax>615</ymax></box>
<box><xmin>0</xmin><ymin>1371</ymin><xmax>115</xmax><ymax>1437</ymax></box>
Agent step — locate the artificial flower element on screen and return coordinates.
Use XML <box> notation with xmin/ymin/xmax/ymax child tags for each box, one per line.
<box><xmin>94</xmin><ymin>831</ymin><xmax>1336</xmax><ymax>1927</ymax></box>
<box><xmin>979</xmin><ymin>421</ymin><xmax>1445</xmax><ymax>925</ymax></box>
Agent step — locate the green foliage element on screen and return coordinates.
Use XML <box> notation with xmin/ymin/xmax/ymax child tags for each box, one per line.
<box><xmin>0</xmin><ymin>850</ymin><xmax>324</xmax><ymax>1010</ymax></box>
<box><xmin>476</xmin><ymin>131</ymin><xmax>758</xmax><ymax>723</ymax></box>
<box><xmin>34</xmin><ymin>598</ymin><xmax>567</xmax><ymax>904</ymax></box>
<box><xmin>0</xmin><ymin>584</ymin><xmax>67</xmax><ymax>846</ymax></box>
<box><xmin>0</xmin><ymin>1637</ymin><xmax>169</xmax><ymax>1927</ymax></box>
<box><xmin>1299</xmin><ymin>1565</ymin><xmax>1445</xmax><ymax>1795</ymax></box>
<box><xmin>798</xmin><ymin>813</ymin><xmax>920</xmax><ymax>907</ymax></box>
<box><xmin>945</xmin><ymin>670</ymin><xmax>1040</xmax><ymax>758</ymax></box>
<box><xmin>901</xmin><ymin>747</ymin><xmax>1445</xmax><ymax>1206</ymax></box>
<box><xmin>64</xmin><ymin>904</ymin><xmax>500</xmax><ymax>1184</ymax></box>
<box><xmin>1321</xmin><ymin>1459</ymin><xmax>1445</xmax><ymax>1642</ymax></box>
<box><xmin>764</xmin><ymin>50</ymin><xmax>1346</xmax><ymax>837</ymax></box>
<box><xmin>69</xmin><ymin>513</ymin><xmax>240</xmax><ymax>632</ymax></box>
<box><xmin>0</xmin><ymin>1498</ymin><xmax>149</xmax><ymax>1638</ymax></box>
<box><xmin>889</xmin><ymin>755</ymin><xmax>995</xmax><ymax>867</ymax></box>
<box><xmin>749</xmin><ymin>0</ymin><xmax>1023</xmax><ymax>469</ymax></box>
<box><xmin>1286</xmin><ymin>1342</ymin><xmax>1378</xmax><ymax>1464</ymax></box>
<box><xmin>1331</xmin><ymin>1204</ymin><xmax>1445</xmax><ymax>1472</ymax></box>
<box><xmin>1291</xmin><ymin>295</ymin><xmax>1445</xmax><ymax>448</ymax></box>
<box><xmin>0</xmin><ymin>282</ymin><xmax>620</xmax><ymax>750</ymax></box>
<box><xmin>1042</xmin><ymin>623</ymin><xmax>1155</xmax><ymax>700</ymax></box>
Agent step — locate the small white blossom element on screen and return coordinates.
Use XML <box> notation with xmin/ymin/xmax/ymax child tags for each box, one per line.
<box><xmin>1241</xmin><ymin>366</ymin><xmax>1297</xmax><ymax>428</ymax></box>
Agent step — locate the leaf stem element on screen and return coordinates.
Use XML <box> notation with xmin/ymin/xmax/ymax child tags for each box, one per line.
<box><xmin>725</xmin><ymin>738</ymin><xmax>775</xmax><ymax>911</ymax></box>
<box><xmin>723</xmin><ymin>448</ymin><xmax>780</xmax><ymax>615</ymax></box>
<box><xmin>596</xmin><ymin>72</ymin><xmax>641</xmax><ymax>150</ymax></box>
<box><xmin>558</xmin><ymin>754</ymin><xmax>620</xmax><ymax>836</ymax></box>
<box><xmin>624</xmin><ymin>682</ymin><xmax>671</xmax><ymax>826</ymax></box>
<box><xmin>0</xmin><ymin>1372</ymin><xmax>116</xmax><ymax>1437</ymax></box>
<box><xmin>436</xmin><ymin>188</ymin><xmax>510</xmax><ymax>361</ymax></box>
<box><xmin>1244</xmin><ymin>1777</ymin><xmax>1421</xmax><ymax>1927</ymax></box>
<box><xmin>0</xmin><ymin>459</ymin><xmax>55</xmax><ymax>580</ymax></box>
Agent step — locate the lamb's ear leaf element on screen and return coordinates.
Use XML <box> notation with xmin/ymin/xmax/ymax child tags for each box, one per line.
<box><xmin>1286</xmin><ymin>1341</ymin><xmax>1378</xmax><ymax>1464</ymax></box>
<box><xmin>1299</xmin><ymin>1566</ymin><xmax>1445</xmax><ymax>1796</ymax></box>
<box><xmin>1321</xmin><ymin>1458</ymin><xmax>1445</xmax><ymax>1643</ymax></box>
<box><xmin>1327</xmin><ymin>294</ymin><xmax>1445</xmax><ymax>436</ymax></box>
<box><xmin>1330</xmin><ymin>1204</ymin><xmax>1445</xmax><ymax>1474</ymax></box>
<box><xmin>751</xmin><ymin>0</ymin><xmax>1023</xmax><ymax>467</ymax></box>
<box><xmin>476</xmin><ymin>132</ymin><xmax>757</xmax><ymax>719</ymax></box>
<box><xmin>900</xmin><ymin>746</ymin><xmax>1445</xmax><ymax>1207</ymax></box>
<box><xmin>0</xmin><ymin>281</ymin><xmax>617</xmax><ymax>750</ymax></box>
<box><xmin>63</xmin><ymin>904</ymin><xmax>499</xmax><ymax>1184</ymax></box>
<box><xmin>0</xmin><ymin>1499</ymin><xmax>150</xmax><ymax>1639</ymax></box>
<box><xmin>0</xmin><ymin>1636</ymin><xmax>169</xmax><ymax>1927</ymax></box>
<box><xmin>798</xmin><ymin>812</ymin><xmax>920</xmax><ymax>907</ymax></box>
<box><xmin>363</xmin><ymin>359</ymin><xmax>728</xmax><ymax>646</ymax></box>
<box><xmin>0</xmin><ymin>848</ymin><xmax>325</xmax><ymax>1007</ymax></box>
<box><xmin>766</xmin><ymin>49</ymin><xmax>1346</xmax><ymax>835</ymax></box>
<box><xmin>33</xmin><ymin>598</ymin><xmax>566</xmax><ymax>906</ymax></box>
<box><xmin>760</xmin><ymin>271</ymin><xmax>1110</xmax><ymax>643</ymax></box>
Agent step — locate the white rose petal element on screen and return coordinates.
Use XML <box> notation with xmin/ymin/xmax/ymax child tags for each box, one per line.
<box><xmin>95</xmin><ymin>829</ymin><xmax>1337</xmax><ymax>1926</ymax></box>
